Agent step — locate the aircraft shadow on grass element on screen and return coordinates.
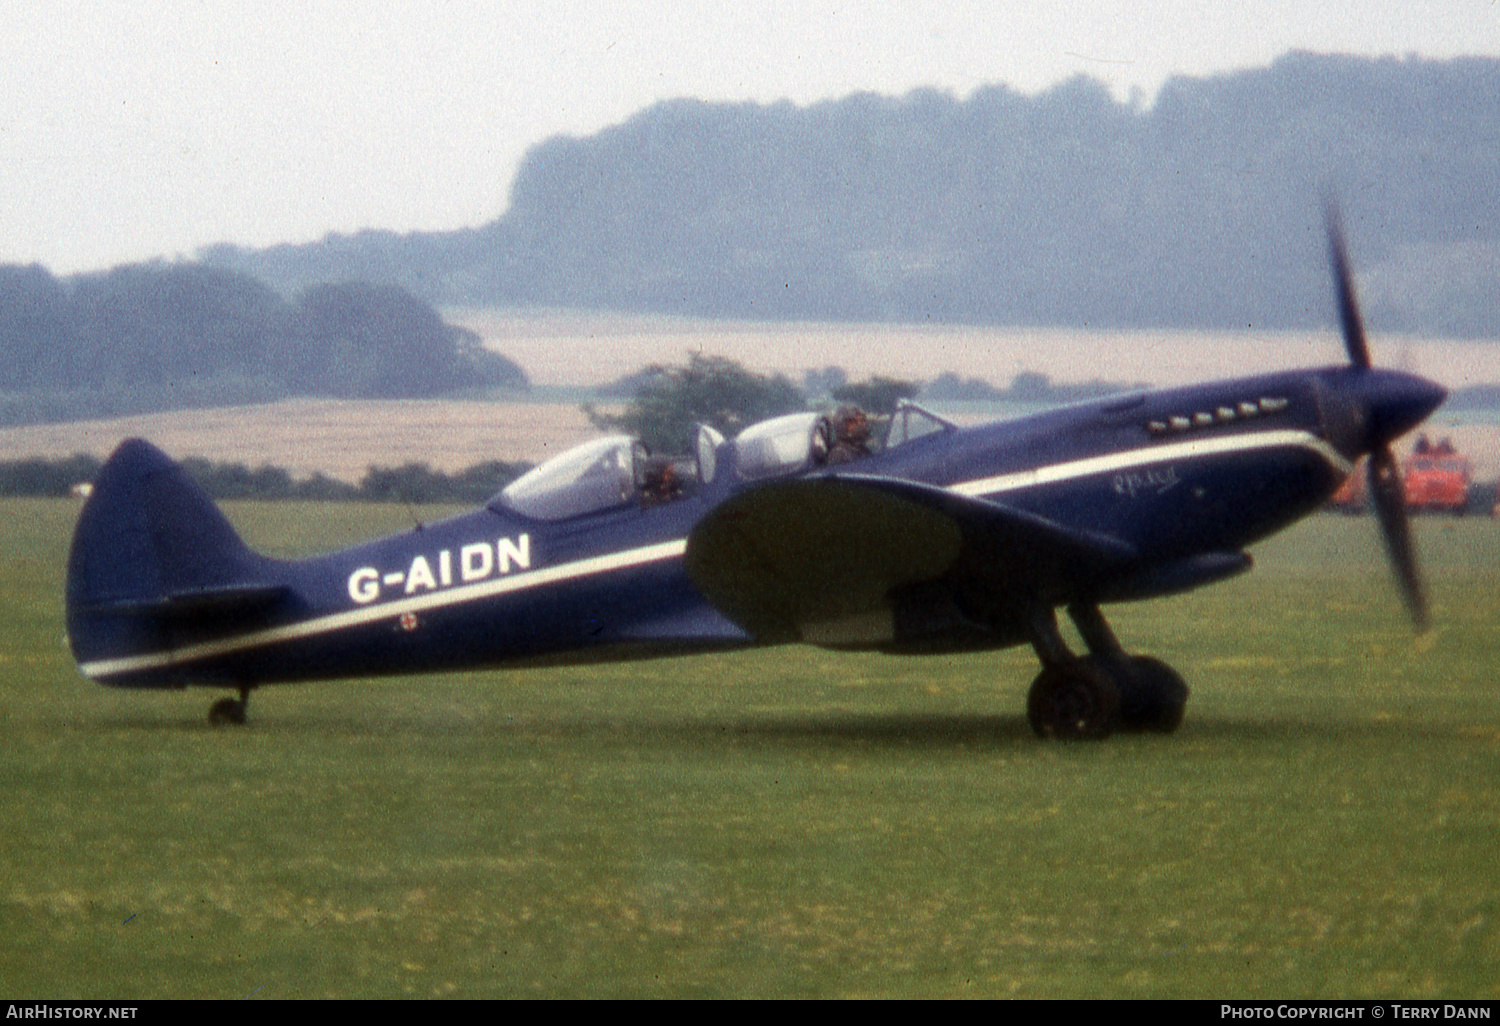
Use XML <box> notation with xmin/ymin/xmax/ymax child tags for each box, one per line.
<box><xmin>65</xmin><ymin>206</ymin><xmax>1445</xmax><ymax>740</ymax></box>
<box><xmin>92</xmin><ymin>709</ymin><xmax>1454</xmax><ymax>752</ymax></box>
<box><xmin>94</xmin><ymin>705</ymin><xmax>1037</xmax><ymax>746</ymax></box>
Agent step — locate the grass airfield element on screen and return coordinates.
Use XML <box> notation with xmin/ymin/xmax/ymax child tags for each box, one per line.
<box><xmin>2</xmin><ymin>498</ymin><xmax>1498</xmax><ymax>999</ymax></box>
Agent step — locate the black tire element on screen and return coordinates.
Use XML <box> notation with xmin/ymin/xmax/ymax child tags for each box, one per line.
<box><xmin>208</xmin><ymin>697</ymin><xmax>247</xmax><ymax>727</ymax></box>
<box><xmin>1027</xmin><ymin>660</ymin><xmax>1120</xmax><ymax>740</ymax></box>
<box><xmin>1114</xmin><ymin>656</ymin><xmax>1189</xmax><ymax>733</ymax></box>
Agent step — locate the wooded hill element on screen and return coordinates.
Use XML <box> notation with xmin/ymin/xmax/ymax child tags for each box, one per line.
<box><xmin>0</xmin><ymin>264</ymin><xmax>527</xmax><ymax>425</ymax></box>
<box><xmin>4</xmin><ymin>51</ymin><xmax>1495</xmax><ymax>431</ymax></box>
<box><xmin>206</xmin><ymin>51</ymin><xmax>1500</xmax><ymax>338</ymax></box>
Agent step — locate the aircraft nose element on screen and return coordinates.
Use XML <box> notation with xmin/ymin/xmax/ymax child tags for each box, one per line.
<box><xmin>1321</xmin><ymin>368</ymin><xmax>1447</xmax><ymax>460</ymax></box>
<box><xmin>1360</xmin><ymin>369</ymin><xmax>1447</xmax><ymax>449</ymax></box>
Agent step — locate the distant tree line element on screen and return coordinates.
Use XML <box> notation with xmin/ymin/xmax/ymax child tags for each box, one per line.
<box><xmin>585</xmin><ymin>354</ymin><xmax>925</xmax><ymax>453</ymax></box>
<box><xmin>206</xmin><ymin>53</ymin><xmax>1500</xmax><ymax>339</ymax></box>
<box><xmin>586</xmin><ymin>353</ymin><xmax>1172</xmax><ymax>452</ymax></box>
<box><xmin>9</xmin><ymin>53</ymin><xmax>1495</xmax><ymax>436</ymax></box>
<box><xmin>0</xmin><ymin>262</ymin><xmax>528</xmax><ymax>426</ymax></box>
<box><xmin>921</xmin><ymin>370</ymin><xmax>1147</xmax><ymax>403</ymax></box>
<box><xmin>0</xmin><ymin>454</ymin><xmax>530</xmax><ymax>504</ymax></box>
<box><xmin>0</xmin><ymin>356</ymin><xmax>1151</xmax><ymax>501</ymax></box>
<box><xmin>584</xmin><ymin>354</ymin><xmax>807</xmax><ymax>452</ymax></box>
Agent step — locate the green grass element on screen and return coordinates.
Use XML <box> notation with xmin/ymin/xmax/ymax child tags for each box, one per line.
<box><xmin>2</xmin><ymin>499</ymin><xmax>1498</xmax><ymax>998</ymax></box>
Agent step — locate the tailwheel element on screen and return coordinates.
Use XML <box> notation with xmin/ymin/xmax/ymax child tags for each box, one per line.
<box><xmin>1026</xmin><ymin>659</ymin><xmax>1120</xmax><ymax>740</ymax></box>
<box><xmin>1109</xmin><ymin>656</ymin><xmax>1190</xmax><ymax>734</ymax></box>
<box><xmin>208</xmin><ymin>686</ymin><xmax>252</xmax><ymax>727</ymax></box>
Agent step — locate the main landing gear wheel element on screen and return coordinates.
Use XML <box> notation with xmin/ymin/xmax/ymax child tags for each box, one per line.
<box><xmin>1114</xmin><ymin>656</ymin><xmax>1189</xmax><ymax>733</ymax></box>
<box><xmin>1024</xmin><ymin>604</ymin><xmax>1190</xmax><ymax>740</ymax></box>
<box><xmin>208</xmin><ymin>686</ymin><xmax>253</xmax><ymax>727</ymax></box>
<box><xmin>1027</xmin><ymin>660</ymin><xmax>1120</xmax><ymax>740</ymax></box>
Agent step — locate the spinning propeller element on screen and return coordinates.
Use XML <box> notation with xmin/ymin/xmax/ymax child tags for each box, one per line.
<box><xmin>1324</xmin><ymin>201</ymin><xmax>1438</xmax><ymax>631</ymax></box>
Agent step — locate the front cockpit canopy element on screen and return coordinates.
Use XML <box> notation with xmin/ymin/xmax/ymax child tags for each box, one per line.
<box><xmin>733</xmin><ymin>412</ymin><xmax>829</xmax><ymax>479</ymax></box>
<box><xmin>731</xmin><ymin>403</ymin><xmax>950</xmax><ymax>476</ymax></box>
<box><xmin>885</xmin><ymin>400</ymin><xmax>955</xmax><ymax>449</ymax></box>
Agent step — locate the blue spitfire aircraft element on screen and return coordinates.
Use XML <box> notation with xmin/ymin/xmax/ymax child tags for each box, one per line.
<box><xmin>65</xmin><ymin>213</ymin><xmax>1446</xmax><ymax>738</ymax></box>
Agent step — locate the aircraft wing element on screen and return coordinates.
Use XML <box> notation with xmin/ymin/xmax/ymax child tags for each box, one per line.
<box><xmin>685</xmin><ymin>474</ymin><xmax>1137</xmax><ymax>646</ymax></box>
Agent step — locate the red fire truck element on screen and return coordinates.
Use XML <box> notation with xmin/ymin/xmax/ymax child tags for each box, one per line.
<box><xmin>1403</xmin><ymin>436</ymin><xmax>1471</xmax><ymax>514</ymax></box>
<box><xmin>1328</xmin><ymin>435</ymin><xmax>1473</xmax><ymax>514</ymax></box>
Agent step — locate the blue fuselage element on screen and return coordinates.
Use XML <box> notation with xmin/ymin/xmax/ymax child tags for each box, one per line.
<box><xmin>75</xmin><ymin>364</ymin><xmax>1441</xmax><ymax>690</ymax></box>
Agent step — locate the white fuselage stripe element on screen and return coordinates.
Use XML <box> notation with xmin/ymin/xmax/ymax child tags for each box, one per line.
<box><xmin>80</xmin><ymin>538</ymin><xmax>689</xmax><ymax>679</ymax></box>
<box><xmin>82</xmin><ymin>427</ymin><xmax>1348</xmax><ymax>679</ymax></box>
<box><xmin>949</xmin><ymin>428</ymin><xmax>1350</xmax><ymax>499</ymax></box>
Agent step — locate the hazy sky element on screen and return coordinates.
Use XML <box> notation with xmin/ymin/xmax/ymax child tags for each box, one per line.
<box><xmin>5</xmin><ymin>0</ymin><xmax>1499</xmax><ymax>274</ymax></box>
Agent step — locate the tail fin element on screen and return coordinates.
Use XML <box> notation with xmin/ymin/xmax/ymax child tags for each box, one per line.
<box><xmin>66</xmin><ymin>439</ymin><xmax>286</xmax><ymax>686</ymax></box>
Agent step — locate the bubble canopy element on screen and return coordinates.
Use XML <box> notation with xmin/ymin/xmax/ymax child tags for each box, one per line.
<box><xmin>733</xmin><ymin>412</ymin><xmax>827</xmax><ymax>479</ymax></box>
<box><xmin>492</xmin><ymin>426</ymin><xmax>721</xmax><ymax>521</ymax></box>
<box><xmin>490</xmin><ymin>412</ymin><xmax>883</xmax><ymax>521</ymax></box>
<box><xmin>492</xmin><ymin>435</ymin><xmax>641</xmax><ymax>521</ymax></box>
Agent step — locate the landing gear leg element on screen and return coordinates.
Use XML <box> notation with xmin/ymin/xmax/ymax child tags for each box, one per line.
<box><xmin>1068</xmin><ymin>603</ymin><xmax>1189</xmax><ymax>734</ymax></box>
<box><xmin>1024</xmin><ymin>607</ymin><xmax>1119</xmax><ymax>740</ymax></box>
<box><xmin>208</xmin><ymin>685</ymin><xmax>253</xmax><ymax>727</ymax></box>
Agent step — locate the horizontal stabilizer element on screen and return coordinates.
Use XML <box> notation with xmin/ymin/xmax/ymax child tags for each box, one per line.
<box><xmin>81</xmin><ymin>582</ymin><xmax>291</xmax><ymax>620</ymax></box>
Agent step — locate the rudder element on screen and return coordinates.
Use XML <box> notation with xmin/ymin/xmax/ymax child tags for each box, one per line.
<box><xmin>66</xmin><ymin>439</ymin><xmax>280</xmax><ymax>686</ymax></box>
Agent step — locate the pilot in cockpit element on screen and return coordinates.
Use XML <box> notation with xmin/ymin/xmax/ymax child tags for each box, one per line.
<box><xmin>826</xmin><ymin>405</ymin><xmax>873</xmax><ymax>464</ymax></box>
<box><xmin>639</xmin><ymin>456</ymin><xmax>684</xmax><ymax>505</ymax></box>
